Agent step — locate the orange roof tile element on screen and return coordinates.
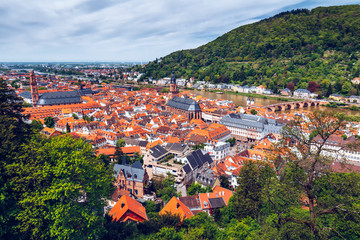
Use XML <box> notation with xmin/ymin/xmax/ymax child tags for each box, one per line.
<box><xmin>212</xmin><ymin>186</ymin><xmax>233</xmax><ymax>204</ymax></box>
<box><xmin>159</xmin><ymin>196</ymin><xmax>193</xmax><ymax>220</ymax></box>
<box><xmin>96</xmin><ymin>147</ymin><xmax>116</xmax><ymax>156</ymax></box>
<box><xmin>109</xmin><ymin>195</ymin><xmax>148</xmax><ymax>222</ymax></box>
<box><xmin>121</xmin><ymin>146</ymin><xmax>141</xmax><ymax>155</ymax></box>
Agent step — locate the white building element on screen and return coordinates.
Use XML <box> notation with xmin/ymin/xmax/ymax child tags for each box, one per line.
<box><xmin>349</xmin><ymin>95</ymin><xmax>360</xmax><ymax>103</ymax></box>
<box><xmin>204</xmin><ymin>142</ymin><xmax>231</xmax><ymax>162</ymax></box>
<box><xmin>220</xmin><ymin>113</ymin><xmax>284</xmax><ymax>142</ymax></box>
<box><xmin>293</xmin><ymin>89</ymin><xmax>311</xmax><ymax>98</ymax></box>
<box><xmin>312</xmin><ymin>135</ymin><xmax>360</xmax><ymax>162</ymax></box>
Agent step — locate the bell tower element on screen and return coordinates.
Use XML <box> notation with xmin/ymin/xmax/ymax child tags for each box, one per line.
<box><xmin>30</xmin><ymin>70</ymin><xmax>39</xmax><ymax>106</ymax></box>
<box><xmin>169</xmin><ymin>71</ymin><xmax>179</xmax><ymax>98</ymax></box>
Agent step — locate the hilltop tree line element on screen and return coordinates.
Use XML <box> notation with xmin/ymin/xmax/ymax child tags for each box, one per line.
<box><xmin>137</xmin><ymin>5</ymin><xmax>360</xmax><ymax>96</ymax></box>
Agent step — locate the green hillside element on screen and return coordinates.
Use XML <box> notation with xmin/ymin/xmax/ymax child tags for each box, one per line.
<box><xmin>141</xmin><ymin>5</ymin><xmax>360</xmax><ymax>96</ymax></box>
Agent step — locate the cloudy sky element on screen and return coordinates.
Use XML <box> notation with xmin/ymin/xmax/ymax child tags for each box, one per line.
<box><xmin>0</xmin><ymin>0</ymin><xmax>358</xmax><ymax>62</ymax></box>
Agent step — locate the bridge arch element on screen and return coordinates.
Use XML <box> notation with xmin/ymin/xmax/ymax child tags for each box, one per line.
<box><xmin>265</xmin><ymin>100</ymin><xmax>321</xmax><ymax>112</ymax></box>
<box><xmin>276</xmin><ymin>106</ymin><xmax>283</xmax><ymax>111</ymax></box>
<box><xmin>286</xmin><ymin>104</ymin><xmax>294</xmax><ymax>110</ymax></box>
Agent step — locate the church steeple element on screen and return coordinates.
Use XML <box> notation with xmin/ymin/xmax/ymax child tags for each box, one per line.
<box><xmin>170</xmin><ymin>71</ymin><xmax>176</xmax><ymax>84</ymax></box>
<box><xmin>30</xmin><ymin>70</ymin><xmax>39</xmax><ymax>106</ymax></box>
<box><xmin>169</xmin><ymin>71</ymin><xmax>178</xmax><ymax>98</ymax></box>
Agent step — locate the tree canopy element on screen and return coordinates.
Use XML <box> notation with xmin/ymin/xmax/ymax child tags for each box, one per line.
<box><xmin>0</xmin><ymin>78</ymin><xmax>31</xmax><ymax>238</ymax></box>
<box><xmin>10</xmin><ymin>135</ymin><xmax>114</xmax><ymax>239</ymax></box>
<box><xmin>156</xmin><ymin>173</ymin><xmax>180</xmax><ymax>203</ymax></box>
<box><xmin>44</xmin><ymin>116</ymin><xmax>54</xmax><ymax>128</ymax></box>
<box><xmin>264</xmin><ymin>111</ymin><xmax>360</xmax><ymax>237</ymax></box>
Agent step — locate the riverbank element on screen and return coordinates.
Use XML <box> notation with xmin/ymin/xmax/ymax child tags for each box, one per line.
<box><xmin>203</xmin><ymin>89</ymin><xmax>301</xmax><ymax>102</ymax></box>
<box><xmin>324</xmin><ymin>102</ymin><xmax>360</xmax><ymax>112</ymax></box>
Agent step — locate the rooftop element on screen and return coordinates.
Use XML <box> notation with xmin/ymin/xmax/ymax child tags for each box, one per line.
<box><xmin>166</xmin><ymin>96</ymin><xmax>201</xmax><ymax>112</ymax></box>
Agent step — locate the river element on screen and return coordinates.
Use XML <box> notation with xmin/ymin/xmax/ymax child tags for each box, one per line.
<box><xmin>186</xmin><ymin>89</ymin><xmax>360</xmax><ymax>116</ymax></box>
<box><xmin>187</xmin><ymin>89</ymin><xmax>281</xmax><ymax>106</ymax></box>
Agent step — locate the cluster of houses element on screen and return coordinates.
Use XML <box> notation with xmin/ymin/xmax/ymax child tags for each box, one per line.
<box><xmin>329</xmin><ymin>94</ymin><xmax>360</xmax><ymax>103</ymax></box>
<box><xmin>5</xmin><ymin>70</ymin><xmax>360</xmax><ymax>225</ymax></box>
<box><xmin>155</xmin><ymin>76</ymin><xmax>360</xmax><ymax>101</ymax></box>
<box><xmin>191</xmin><ymin>81</ymin><xmax>319</xmax><ymax>99</ymax></box>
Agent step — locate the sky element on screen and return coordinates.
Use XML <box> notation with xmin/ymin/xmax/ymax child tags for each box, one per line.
<box><xmin>0</xmin><ymin>0</ymin><xmax>358</xmax><ymax>62</ymax></box>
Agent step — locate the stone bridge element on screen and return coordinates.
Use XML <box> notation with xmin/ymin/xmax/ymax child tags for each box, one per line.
<box><xmin>265</xmin><ymin>100</ymin><xmax>326</xmax><ymax>112</ymax></box>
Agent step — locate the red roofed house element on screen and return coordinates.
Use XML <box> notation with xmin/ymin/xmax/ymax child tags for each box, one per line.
<box><xmin>109</xmin><ymin>195</ymin><xmax>148</xmax><ymax>223</ymax></box>
<box><xmin>159</xmin><ymin>196</ymin><xmax>193</xmax><ymax>220</ymax></box>
<box><xmin>40</xmin><ymin>127</ymin><xmax>62</xmax><ymax>137</ymax></box>
<box><xmin>160</xmin><ymin>186</ymin><xmax>233</xmax><ymax>218</ymax></box>
<box><xmin>198</xmin><ymin>186</ymin><xmax>233</xmax><ymax>215</ymax></box>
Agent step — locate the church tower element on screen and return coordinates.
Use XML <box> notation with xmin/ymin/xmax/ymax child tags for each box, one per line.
<box><xmin>30</xmin><ymin>70</ymin><xmax>39</xmax><ymax>106</ymax></box>
<box><xmin>169</xmin><ymin>71</ymin><xmax>179</xmax><ymax>98</ymax></box>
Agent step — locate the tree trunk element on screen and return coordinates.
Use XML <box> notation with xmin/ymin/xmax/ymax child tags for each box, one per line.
<box><xmin>307</xmin><ymin>186</ymin><xmax>317</xmax><ymax>235</ymax></box>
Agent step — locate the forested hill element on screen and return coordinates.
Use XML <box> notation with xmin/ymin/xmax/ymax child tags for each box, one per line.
<box><xmin>141</xmin><ymin>5</ymin><xmax>360</xmax><ymax>96</ymax></box>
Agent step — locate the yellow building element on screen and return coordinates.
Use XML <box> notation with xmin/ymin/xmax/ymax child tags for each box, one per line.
<box><xmin>329</xmin><ymin>94</ymin><xmax>344</xmax><ymax>101</ymax></box>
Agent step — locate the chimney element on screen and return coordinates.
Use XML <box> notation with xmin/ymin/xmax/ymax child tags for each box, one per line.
<box><xmin>176</xmin><ymin>203</ymin><xmax>180</xmax><ymax>209</ymax></box>
<box><xmin>121</xmin><ymin>201</ymin><xmax>125</xmax><ymax>209</ymax></box>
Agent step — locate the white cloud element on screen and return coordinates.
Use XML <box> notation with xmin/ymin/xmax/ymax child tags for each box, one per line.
<box><xmin>0</xmin><ymin>0</ymin><xmax>358</xmax><ymax>61</ymax></box>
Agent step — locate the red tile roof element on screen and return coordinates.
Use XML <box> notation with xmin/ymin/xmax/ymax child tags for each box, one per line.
<box><xmin>109</xmin><ymin>195</ymin><xmax>148</xmax><ymax>223</ymax></box>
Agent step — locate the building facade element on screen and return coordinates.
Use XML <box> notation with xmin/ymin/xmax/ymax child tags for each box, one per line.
<box><xmin>166</xmin><ymin>96</ymin><xmax>202</xmax><ymax>120</ymax></box>
<box><xmin>204</xmin><ymin>142</ymin><xmax>231</xmax><ymax>162</ymax></box>
<box><xmin>220</xmin><ymin>113</ymin><xmax>284</xmax><ymax>142</ymax></box>
<box><xmin>114</xmin><ymin>161</ymin><xmax>148</xmax><ymax>198</ymax></box>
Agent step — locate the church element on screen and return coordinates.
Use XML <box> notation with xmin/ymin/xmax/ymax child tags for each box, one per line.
<box><xmin>166</xmin><ymin>72</ymin><xmax>202</xmax><ymax>120</ymax></box>
<box><xmin>19</xmin><ymin>70</ymin><xmax>85</xmax><ymax>106</ymax></box>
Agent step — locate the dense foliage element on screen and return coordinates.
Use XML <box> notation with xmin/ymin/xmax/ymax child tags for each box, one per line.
<box><xmin>187</xmin><ymin>183</ymin><xmax>212</xmax><ymax>196</ymax></box>
<box><xmin>156</xmin><ymin>173</ymin><xmax>180</xmax><ymax>203</ymax></box>
<box><xmin>11</xmin><ymin>135</ymin><xmax>114</xmax><ymax>239</ymax></box>
<box><xmin>0</xmin><ymin>79</ymin><xmax>114</xmax><ymax>239</ymax></box>
<box><xmin>141</xmin><ymin>5</ymin><xmax>360</xmax><ymax>96</ymax></box>
<box><xmin>0</xmin><ymin>79</ymin><xmax>31</xmax><ymax>238</ymax></box>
